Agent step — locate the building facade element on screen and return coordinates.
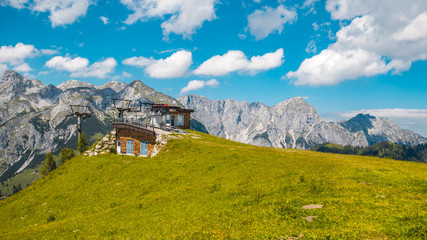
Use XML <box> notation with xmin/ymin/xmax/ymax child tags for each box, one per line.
<box><xmin>112</xmin><ymin>103</ymin><xmax>194</xmax><ymax>157</ymax></box>
<box><xmin>112</xmin><ymin>120</ymin><xmax>156</xmax><ymax>156</ymax></box>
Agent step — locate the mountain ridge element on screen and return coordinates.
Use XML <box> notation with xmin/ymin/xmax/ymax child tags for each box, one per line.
<box><xmin>178</xmin><ymin>94</ymin><xmax>427</xmax><ymax>150</ymax></box>
<box><xmin>0</xmin><ymin>70</ymin><xmax>179</xmax><ymax>181</ymax></box>
<box><xmin>1</xmin><ymin>70</ymin><xmax>426</xmax><ymax>182</ymax></box>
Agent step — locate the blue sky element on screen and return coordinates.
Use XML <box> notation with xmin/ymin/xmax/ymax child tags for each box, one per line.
<box><xmin>1</xmin><ymin>0</ymin><xmax>426</xmax><ymax>136</ymax></box>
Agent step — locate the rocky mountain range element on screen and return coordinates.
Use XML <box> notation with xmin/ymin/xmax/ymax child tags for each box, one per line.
<box><xmin>1</xmin><ymin>70</ymin><xmax>426</xmax><ymax>182</ymax></box>
<box><xmin>0</xmin><ymin>70</ymin><xmax>178</xmax><ymax>181</ymax></box>
<box><xmin>178</xmin><ymin>94</ymin><xmax>427</xmax><ymax>149</ymax></box>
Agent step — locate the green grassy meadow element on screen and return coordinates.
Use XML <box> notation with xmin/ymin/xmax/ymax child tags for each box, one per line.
<box><xmin>0</xmin><ymin>132</ymin><xmax>426</xmax><ymax>239</ymax></box>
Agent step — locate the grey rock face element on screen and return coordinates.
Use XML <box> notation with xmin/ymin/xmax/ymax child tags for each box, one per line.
<box><xmin>178</xmin><ymin>95</ymin><xmax>427</xmax><ymax>150</ymax></box>
<box><xmin>339</xmin><ymin>114</ymin><xmax>427</xmax><ymax>145</ymax></box>
<box><xmin>0</xmin><ymin>70</ymin><xmax>179</xmax><ymax>180</ymax></box>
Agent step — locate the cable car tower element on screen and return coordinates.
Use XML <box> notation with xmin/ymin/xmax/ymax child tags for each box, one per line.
<box><xmin>66</xmin><ymin>105</ymin><xmax>93</xmax><ymax>139</ymax></box>
<box><xmin>112</xmin><ymin>98</ymin><xmax>153</xmax><ymax>120</ymax></box>
<box><xmin>112</xmin><ymin>98</ymin><xmax>132</xmax><ymax>121</ymax></box>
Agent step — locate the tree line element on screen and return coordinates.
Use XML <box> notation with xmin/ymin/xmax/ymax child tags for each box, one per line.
<box><xmin>312</xmin><ymin>142</ymin><xmax>427</xmax><ymax>163</ymax></box>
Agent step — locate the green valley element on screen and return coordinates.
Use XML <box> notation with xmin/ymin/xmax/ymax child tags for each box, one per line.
<box><xmin>0</xmin><ymin>132</ymin><xmax>426</xmax><ymax>239</ymax></box>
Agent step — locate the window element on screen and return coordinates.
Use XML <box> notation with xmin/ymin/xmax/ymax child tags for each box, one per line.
<box><xmin>126</xmin><ymin>139</ymin><xmax>134</xmax><ymax>154</ymax></box>
<box><xmin>117</xmin><ymin>141</ymin><xmax>121</xmax><ymax>154</ymax></box>
<box><xmin>177</xmin><ymin>115</ymin><xmax>184</xmax><ymax>126</ymax></box>
<box><xmin>140</xmin><ymin>141</ymin><xmax>148</xmax><ymax>156</ymax></box>
<box><xmin>166</xmin><ymin>114</ymin><xmax>170</xmax><ymax>125</ymax></box>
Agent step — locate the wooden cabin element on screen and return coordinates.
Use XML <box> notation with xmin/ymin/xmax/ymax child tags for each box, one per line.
<box><xmin>112</xmin><ymin>119</ymin><xmax>156</xmax><ymax>156</ymax></box>
<box><xmin>111</xmin><ymin>102</ymin><xmax>194</xmax><ymax>157</ymax></box>
<box><xmin>150</xmin><ymin>104</ymin><xmax>194</xmax><ymax>129</ymax></box>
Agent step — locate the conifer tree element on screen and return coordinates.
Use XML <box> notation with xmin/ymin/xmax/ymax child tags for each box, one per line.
<box><xmin>40</xmin><ymin>152</ymin><xmax>56</xmax><ymax>176</ymax></box>
<box><xmin>77</xmin><ymin>132</ymin><xmax>88</xmax><ymax>154</ymax></box>
<box><xmin>60</xmin><ymin>148</ymin><xmax>75</xmax><ymax>164</ymax></box>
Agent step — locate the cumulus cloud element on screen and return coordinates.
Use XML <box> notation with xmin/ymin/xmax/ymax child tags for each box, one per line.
<box><xmin>180</xmin><ymin>79</ymin><xmax>219</xmax><ymax>95</ymax></box>
<box><xmin>287</xmin><ymin>0</ymin><xmax>427</xmax><ymax>86</ymax></box>
<box><xmin>122</xmin><ymin>50</ymin><xmax>192</xmax><ymax>78</ymax></box>
<box><xmin>328</xmin><ymin>108</ymin><xmax>427</xmax><ymax>137</ymax></box>
<box><xmin>122</xmin><ymin>56</ymin><xmax>155</xmax><ymax>67</ymax></box>
<box><xmin>13</xmin><ymin>62</ymin><xmax>33</xmax><ymax>72</ymax></box>
<box><xmin>45</xmin><ymin>56</ymin><xmax>117</xmax><ymax>78</ymax></box>
<box><xmin>0</xmin><ymin>43</ymin><xmax>38</xmax><ymax>65</ymax></box>
<box><xmin>120</xmin><ymin>0</ymin><xmax>217</xmax><ymax>39</ymax></box>
<box><xmin>0</xmin><ymin>64</ymin><xmax>7</xmax><ymax>75</ymax></box>
<box><xmin>286</xmin><ymin>49</ymin><xmax>391</xmax><ymax>86</ymax></box>
<box><xmin>194</xmin><ymin>48</ymin><xmax>284</xmax><ymax>76</ymax></box>
<box><xmin>100</xmin><ymin>16</ymin><xmax>109</xmax><ymax>25</ymax></box>
<box><xmin>247</xmin><ymin>5</ymin><xmax>297</xmax><ymax>40</ymax></box>
<box><xmin>2</xmin><ymin>0</ymin><xmax>91</xmax><ymax>27</ymax></box>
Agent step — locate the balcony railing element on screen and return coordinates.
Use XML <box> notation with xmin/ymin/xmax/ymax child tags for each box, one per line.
<box><xmin>112</xmin><ymin>118</ymin><xmax>155</xmax><ymax>132</ymax></box>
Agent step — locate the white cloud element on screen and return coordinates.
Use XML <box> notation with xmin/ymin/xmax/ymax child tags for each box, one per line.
<box><xmin>328</xmin><ymin>108</ymin><xmax>427</xmax><ymax>137</ymax></box>
<box><xmin>312</xmin><ymin>22</ymin><xmax>319</xmax><ymax>31</ymax></box>
<box><xmin>303</xmin><ymin>0</ymin><xmax>320</xmax><ymax>7</ymax></box>
<box><xmin>0</xmin><ymin>0</ymin><xmax>29</xmax><ymax>9</ymax></box>
<box><xmin>238</xmin><ymin>33</ymin><xmax>247</xmax><ymax>40</ymax></box>
<box><xmin>286</xmin><ymin>49</ymin><xmax>391</xmax><ymax>86</ymax></box>
<box><xmin>247</xmin><ymin>5</ymin><xmax>297</xmax><ymax>40</ymax></box>
<box><xmin>45</xmin><ymin>56</ymin><xmax>117</xmax><ymax>78</ymax></box>
<box><xmin>194</xmin><ymin>48</ymin><xmax>284</xmax><ymax>76</ymax></box>
<box><xmin>112</xmin><ymin>71</ymin><xmax>132</xmax><ymax>80</ymax></box>
<box><xmin>100</xmin><ymin>16</ymin><xmax>109</xmax><ymax>25</ymax></box>
<box><xmin>121</xmin><ymin>71</ymin><xmax>132</xmax><ymax>78</ymax></box>
<box><xmin>305</xmin><ymin>40</ymin><xmax>317</xmax><ymax>54</ymax></box>
<box><xmin>0</xmin><ymin>64</ymin><xmax>7</xmax><ymax>75</ymax></box>
<box><xmin>340</xmin><ymin>109</ymin><xmax>427</xmax><ymax>120</ymax></box>
<box><xmin>122</xmin><ymin>56</ymin><xmax>155</xmax><ymax>67</ymax></box>
<box><xmin>123</xmin><ymin>50</ymin><xmax>192</xmax><ymax>78</ymax></box>
<box><xmin>392</xmin><ymin>12</ymin><xmax>427</xmax><ymax>41</ymax></box>
<box><xmin>13</xmin><ymin>62</ymin><xmax>33</xmax><ymax>72</ymax></box>
<box><xmin>180</xmin><ymin>79</ymin><xmax>219</xmax><ymax>95</ymax></box>
<box><xmin>0</xmin><ymin>43</ymin><xmax>37</xmax><ymax>65</ymax></box>
<box><xmin>120</xmin><ymin>0</ymin><xmax>217</xmax><ymax>39</ymax></box>
<box><xmin>40</xmin><ymin>49</ymin><xmax>58</xmax><ymax>55</ymax></box>
<box><xmin>45</xmin><ymin>56</ymin><xmax>89</xmax><ymax>72</ymax></box>
<box><xmin>287</xmin><ymin>0</ymin><xmax>427</xmax><ymax>86</ymax></box>
<box><xmin>3</xmin><ymin>0</ymin><xmax>91</xmax><ymax>27</ymax></box>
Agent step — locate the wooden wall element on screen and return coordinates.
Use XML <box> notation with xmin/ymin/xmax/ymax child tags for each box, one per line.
<box><xmin>169</xmin><ymin>112</ymin><xmax>191</xmax><ymax>129</ymax></box>
<box><xmin>116</xmin><ymin>128</ymin><xmax>156</xmax><ymax>156</ymax></box>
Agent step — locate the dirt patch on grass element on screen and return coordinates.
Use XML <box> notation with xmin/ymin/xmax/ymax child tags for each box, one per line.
<box><xmin>302</xmin><ymin>204</ymin><xmax>323</xmax><ymax>210</ymax></box>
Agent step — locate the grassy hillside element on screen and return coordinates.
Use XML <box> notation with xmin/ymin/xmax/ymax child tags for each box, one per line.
<box><xmin>0</xmin><ymin>132</ymin><xmax>426</xmax><ymax>239</ymax></box>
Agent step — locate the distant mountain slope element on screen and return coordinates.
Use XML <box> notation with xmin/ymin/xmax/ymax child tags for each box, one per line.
<box><xmin>0</xmin><ymin>70</ymin><xmax>179</xmax><ymax>180</ymax></box>
<box><xmin>0</xmin><ymin>132</ymin><xmax>426</xmax><ymax>239</ymax></box>
<box><xmin>178</xmin><ymin>94</ymin><xmax>427</xmax><ymax>150</ymax></box>
<box><xmin>339</xmin><ymin>113</ymin><xmax>426</xmax><ymax>145</ymax></box>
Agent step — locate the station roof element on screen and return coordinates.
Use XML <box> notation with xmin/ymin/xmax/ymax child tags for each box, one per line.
<box><xmin>151</xmin><ymin>104</ymin><xmax>194</xmax><ymax>113</ymax></box>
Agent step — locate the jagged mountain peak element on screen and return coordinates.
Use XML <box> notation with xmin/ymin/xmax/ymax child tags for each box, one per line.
<box><xmin>339</xmin><ymin>113</ymin><xmax>427</xmax><ymax>145</ymax></box>
<box><xmin>1</xmin><ymin>70</ymin><xmax>44</xmax><ymax>87</ymax></box>
<box><xmin>1</xmin><ymin>70</ymin><xmax>24</xmax><ymax>82</ymax></box>
<box><xmin>180</xmin><ymin>94</ymin><xmax>427</xmax><ymax>149</ymax></box>
<box><xmin>96</xmin><ymin>81</ymin><xmax>127</xmax><ymax>92</ymax></box>
<box><xmin>57</xmin><ymin>80</ymin><xmax>96</xmax><ymax>90</ymax></box>
<box><xmin>276</xmin><ymin>96</ymin><xmax>312</xmax><ymax>108</ymax></box>
<box><xmin>340</xmin><ymin>114</ymin><xmax>376</xmax><ymax>133</ymax></box>
<box><xmin>129</xmin><ymin>79</ymin><xmax>149</xmax><ymax>89</ymax></box>
<box><xmin>0</xmin><ymin>70</ymin><xmax>47</xmax><ymax>99</ymax></box>
<box><xmin>0</xmin><ymin>71</ymin><xmax>182</xmax><ymax>180</ymax></box>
